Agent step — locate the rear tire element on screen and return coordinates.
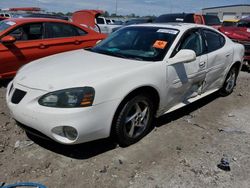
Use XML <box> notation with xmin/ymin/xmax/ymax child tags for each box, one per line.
<box><xmin>112</xmin><ymin>94</ymin><xmax>155</xmax><ymax>147</ymax></box>
<box><xmin>219</xmin><ymin>66</ymin><xmax>238</xmax><ymax>96</ymax></box>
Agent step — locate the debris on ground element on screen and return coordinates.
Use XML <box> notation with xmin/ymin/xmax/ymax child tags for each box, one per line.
<box><xmin>218</xmin><ymin>127</ymin><xmax>245</xmax><ymax>134</ymax></box>
<box><xmin>228</xmin><ymin>113</ymin><xmax>235</xmax><ymax>117</ymax></box>
<box><xmin>14</xmin><ymin>140</ymin><xmax>34</xmax><ymax>149</ymax></box>
<box><xmin>118</xmin><ymin>159</ymin><xmax>123</xmax><ymax>165</ymax></box>
<box><xmin>99</xmin><ymin>166</ymin><xmax>108</xmax><ymax>173</ymax></box>
<box><xmin>217</xmin><ymin>157</ymin><xmax>231</xmax><ymax>171</ymax></box>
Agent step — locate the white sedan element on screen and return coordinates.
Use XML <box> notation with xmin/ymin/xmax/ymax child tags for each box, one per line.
<box><xmin>6</xmin><ymin>23</ymin><xmax>244</xmax><ymax>146</ymax></box>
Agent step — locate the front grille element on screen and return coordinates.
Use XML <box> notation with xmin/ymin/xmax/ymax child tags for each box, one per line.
<box><xmin>8</xmin><ymin>83</ymin><xmax>13</xmax><ymax>96</ymax></box>
<box><xmin>245</xmin><ymin>51</ymin><xmax>250</xmax><ymax>56</ymax></box>
<box><xmin>244</xmin><ymin>44</ymin><xmax>250</xmax><ymax>51</ymax></box>
<box><xmin>11</xmin><ymin>89</ymin><xmax>27</xmax><ymax>104</ymax></box>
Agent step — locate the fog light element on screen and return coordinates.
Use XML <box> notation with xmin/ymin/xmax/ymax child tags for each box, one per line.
<box><xmin>63</xmin><ymin>126</ymin><xmax>78</xmax><ymax>141</ymax></box>
<box><xmin>52</xmin><ymin>126</ymin><xmax>78</xmax><ymax>141</ymax></box>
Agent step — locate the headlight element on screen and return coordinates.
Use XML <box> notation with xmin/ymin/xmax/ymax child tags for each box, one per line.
<box><xmin>38</xmin><ymin>87</ymin><xmax>95</xmax><ymax>108</ymax></box>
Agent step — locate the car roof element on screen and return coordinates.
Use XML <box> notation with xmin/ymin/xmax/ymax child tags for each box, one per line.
<box><xmin>223</xmin><ymin>19</ymin><xmax>239</xmax><ymax>22</ymax></box>
<box><xmin>240</xmin><ymin>17</ymin><xmax>250</xmax><ymax>21</ymax></box>
<box><xmin>125</xmin><ymin>23</ymin><xmax>214</xmax><ymax>32</ymax></box>
<box><xmin>3</xmin><ymin>18</ymin><xmax>70</xmax><ymax>24</ymax></box>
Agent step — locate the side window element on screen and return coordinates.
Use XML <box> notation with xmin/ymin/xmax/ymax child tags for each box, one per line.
<box><xmin>45</xmin><ymin>23</ymin><xmax>85</xmax><ymax>38</ymax></box>
<box><xmin>8</xmin><ymin>23</ymin><xmax>43</xmax><ymax>41</ymax></box>
<box><xmin>75</xmin><ymin>27</ymin><xmax>87</xmax><ymax>36</ymax></box>
<box><xmin>96</xmin><ymin>18</ymin><xmax>105</xmax><ymax>24</ymax></box>
<box><xmin>203</xmin><ymin>29</ymin><xmax>225</xmax><ymax>53</ymax></box>
<box><xmin>179</xmin><ymin>30</ymin><xmax>204</xmax><ymax>56</ymax></box>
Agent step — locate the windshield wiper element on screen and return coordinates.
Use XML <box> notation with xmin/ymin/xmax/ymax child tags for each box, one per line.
<box><xmin>88</xmin><ymin>48</ymin><xmax>143</xmax><ymax>61</ymax></box>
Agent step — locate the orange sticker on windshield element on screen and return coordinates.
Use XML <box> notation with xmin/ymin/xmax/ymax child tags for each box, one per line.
<box><xmin>153</xmin><ymin>40</ymin><xmax>167</xmax><ymax>49</ymax></box>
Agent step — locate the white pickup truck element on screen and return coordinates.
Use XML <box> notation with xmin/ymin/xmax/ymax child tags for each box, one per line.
<box><xmin>96</xmin><ymin>16</ymin><xmax>122</xmax><ymax>34</ymax></box>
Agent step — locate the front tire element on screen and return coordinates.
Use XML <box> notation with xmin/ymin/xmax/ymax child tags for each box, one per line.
<box><xmin>219</xmin><ymin>66</ymin><xmax>238</xmax><ymax>96</ymax></box>
<box><xmin>113</xmin><ymin>95</ymin><xmax>155</xmax><ymax>147</ymax></box>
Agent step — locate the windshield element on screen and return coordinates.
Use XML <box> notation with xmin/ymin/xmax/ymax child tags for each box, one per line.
<box><xmin>0</xmin><ymin>21</ymin><xmax>15</xmax><ymax>32</ymax></box>
<box><xmin>237</xmin><ymin>20</ymin><xmax>250</xmax><ymax>28</ymax></box>
<box><xmin>91</xmin><ymin>26</ymin><xmax>179</xmax><ymax>61</ymax></box>
<box><xmin>124</xmin><ymin>19</ymin><xmax>151</xmax><ymax>25</ymax></box>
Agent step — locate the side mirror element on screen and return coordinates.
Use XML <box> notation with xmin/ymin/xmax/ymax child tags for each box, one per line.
<box><xmin>1</xmin><ymin>35</ymin><xmax>16</xmax><ymax>44</ymax></box>
<box><xmin>168</xmin><ymin>49</ymin><xmax>196</xmax><ymax>65</ymax></box>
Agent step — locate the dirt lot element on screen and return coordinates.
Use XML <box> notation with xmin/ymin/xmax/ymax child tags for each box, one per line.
<box><xmin>0</xmin><ymin>71</ymin><xmax>250</xmax><ymax>188</ymax></box>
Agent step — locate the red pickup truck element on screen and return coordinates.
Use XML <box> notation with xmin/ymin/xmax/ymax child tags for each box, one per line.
<box><xmin>218</xmin><ymin>17</ymin><xmax>250</xmax><ymax>69</ymax></box>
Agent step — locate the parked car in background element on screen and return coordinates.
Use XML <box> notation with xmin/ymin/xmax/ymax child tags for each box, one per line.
<box><xmin>219</xmin><ymin>17</ymin><xmax>250</xmax><ymax>69</ymax></box>
<box><xmin>96</xmin><ymin>16</ymin><xmax>122</xmax><ymax>34</ymax></box>
<box><xmin>112</xmin><ymin>20</ymin><xmax>124</xmax><ymax>25</ymax></box>
<box><xmin>154</xmin><ymin>13</ymin><xmax>221</xmax><ymax>29</ymax></box>
<box><xmin>0</xmin><ymin>16</ymin><xmax>7</xmax><ymax>21</ymax></box>
<box><xmin>72</xmin><ymin>10</ymin><xmax>103</xmax><ymax>33</ymax></box>
<box><xmin>14</xmin><ymin>13</ymin><xmax>69</xmax><ymax>21</ymax></box>
<box><xmin>112</xmin><ymin>18</ymin><xmax>153</xmax><ymax>32</ymax></box>
<box><xmin>222</xmin><ymin>19</ymin><xmax>239</xmax><ymax>27</ymax></box>
<box><xmin>0</xmin><ymin>12</ymin><xmax>11</xmax><ymax>18</ymax></box>
<box><xmin>0</xmin><ymin>18</ymin><xmax>106</xmax><ymax>79</ymax></box>
<box><xmin>6</xmin><ymin>23</ymin><xmax>244</xmax><ymax>146</ymax></box>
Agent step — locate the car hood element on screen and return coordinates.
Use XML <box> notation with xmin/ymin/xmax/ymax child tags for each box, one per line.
<box><xmin>220</xmin><ymin>26</ymin><xmax>250</xmax><ymax>41</ymax></box>
<box><xmin>14</xmin><ymin>49</ymin><xmax>148</xmax><ymax>91</ymax></box>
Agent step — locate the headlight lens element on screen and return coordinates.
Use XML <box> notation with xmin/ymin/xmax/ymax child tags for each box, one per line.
<box><xmin>38</xmin><ymin>87</ymin><xmax>95</xmax><ymax>108</ymax></box>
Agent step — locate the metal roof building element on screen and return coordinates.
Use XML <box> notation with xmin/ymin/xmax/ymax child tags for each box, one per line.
<box><xmin>202</xmin><ymin>4</ymin><xmax>250</xmax><ymax>21</ymax></box>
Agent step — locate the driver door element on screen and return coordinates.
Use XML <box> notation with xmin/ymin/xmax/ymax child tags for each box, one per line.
<box><xmin>0</xmin><ymin>22</ymin><xmax>45</xmax><ymax>78</ymax></box>
<box><xmin>166</xmin><ymin>28</ymin><xmax>208</xmax><ymax>109</ymax></box>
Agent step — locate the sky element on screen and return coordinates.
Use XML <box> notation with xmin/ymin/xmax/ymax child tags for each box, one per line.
<box><xmin>0</xmin><ymin>0</ymin><xmax>249</xmax><ymax>16</ymax></box>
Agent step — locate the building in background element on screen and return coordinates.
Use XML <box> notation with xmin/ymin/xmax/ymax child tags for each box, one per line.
<box><xmin>202</xmin><ymin>4</ymin><xmax>250</xmax><ymax>21</ymax></box>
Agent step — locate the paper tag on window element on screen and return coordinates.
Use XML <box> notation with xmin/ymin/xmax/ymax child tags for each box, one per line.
<box><xmin>153</xmin><ymin>40</ymin><xmax>168</xmax><ymax>49</ymax></box>
<box><xmin>157</xmin><ymin>29</ymin><xmax>178</xmax><ymax>35</ymax></box>
<box><xmin>176</xmin><ymin>18</ymin><xmax>184</xmax><ymax>21</ymax></box>
<box><xmin>6</xmin><ymin>21</ymin><xmax>16</xmax><ymax>26</ymax></box>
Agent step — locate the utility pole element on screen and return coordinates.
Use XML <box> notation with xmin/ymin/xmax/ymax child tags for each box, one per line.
<box><xmin>115</xmin><ymin>0</ymin><xmax>118</xmax><ymax>15</ymax></box>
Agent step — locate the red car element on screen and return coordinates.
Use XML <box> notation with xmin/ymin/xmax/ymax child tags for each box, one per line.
<box><xmin>0</xmin><ymin>18</ymin><xmax>106</xmax><ymax>79</ymax></box>
<box><xmin>219</xmin><ymin>17</ymin><xmax>250</xmax><ymax>69</ymax></box>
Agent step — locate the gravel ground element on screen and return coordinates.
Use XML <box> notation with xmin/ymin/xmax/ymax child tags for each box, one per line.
<box><xmin>0</xmin><ymin>71</ymin><xmax>250</xmax><ymax>188</ymax></box>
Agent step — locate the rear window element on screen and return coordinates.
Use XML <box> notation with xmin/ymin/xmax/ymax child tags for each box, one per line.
<box><xmin>204</xmin><ymin>15</ymin><xmax>221</xmax><ymax>26</ymax></box>
<box><xmin>222</xmin><ymin>21</ymin><xmax>238</xmax><ymax>27</ymax></box>
<box><xmin>203</xmin><ymin>29</ymin><xmax>225</xmax><ymax>52</ymax></box>
<box><xmin>154</xmin><ymin>14</ymin><xmax>194</xmax><ymax>23</ymax></box>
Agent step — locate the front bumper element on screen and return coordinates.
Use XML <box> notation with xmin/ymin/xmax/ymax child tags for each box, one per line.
<box><xmin>6</xmin><ymin>82</ymin><xmax>120</xmax><ymax>144</ymax></box>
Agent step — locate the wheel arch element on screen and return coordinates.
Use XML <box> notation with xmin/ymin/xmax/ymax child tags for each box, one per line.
<box><xmin>229</xmin><ymin>61</ymin><xmax>242</xmax><ymax>77</ymax></box>
<box><xmin>110</xmin><ymin>85</ymin><xmax>160</xmax><ymax>136</ymax></box>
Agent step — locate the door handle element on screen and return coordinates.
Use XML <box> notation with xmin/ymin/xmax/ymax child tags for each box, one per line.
<box><xmin>226</xmin><ymin>53</ymin><xmax>231</xmax><ymax>57</ymax></box>
<box><xmin>199</xmin><ymin>61</ymin><xmax>206</xmax><ymax>68</ymax></box>
<box><xmin>74</xmin><ymin>40</ymin><xmax>81</xmax><ymax>45</ymax></box>
<box><xmin>39</xmin><ymin>44</ymin><xmax>46</xmax><ymax>49</ymax></box>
